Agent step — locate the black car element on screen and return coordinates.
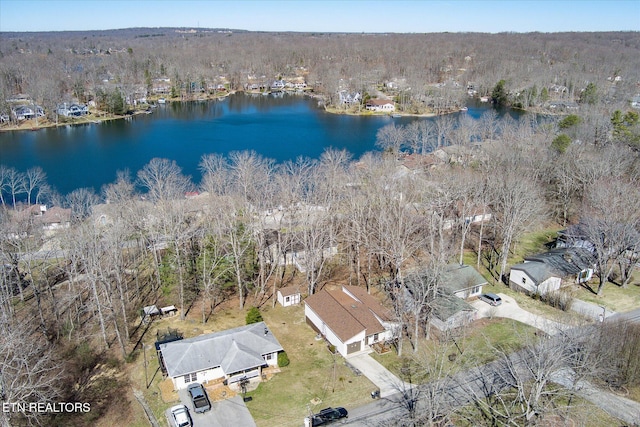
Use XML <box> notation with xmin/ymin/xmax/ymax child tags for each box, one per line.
<box><xmin>311</xmin><ymin>407</ymin><xmax>348</xmax><ymax>425</ymax></box>
<box><xmin>186</xmin><ymin>383</ymin><xmax>211</xmax><ymax>413</ymax></box>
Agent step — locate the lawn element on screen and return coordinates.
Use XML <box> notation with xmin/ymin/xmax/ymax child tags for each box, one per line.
<box><xmin>451</xmin><ymin>391</ymin><xmax>623</xmax><ymax>427</ymax></box>
<box><xmin>125</xmin><ymin>301</ymin><xmax>254</xmax><ymax>427</ymax></box>
<box><xmin>370</xmin><ymin>318</ymin><xmax>538</xmax><ymax>382</ymax></box>
<box><xmin>569</xmin><ymin>270</ymin><xmax>640</xmax><ymax>313</ymax></box>
<box><xmin>244</xmin><ymin>304</ymin><xmax>375</xmax><ymax>427</ymax></box>
<box><xmin>127</xmin><ymin>302</ymin><xmax>376</xmax><ymax>427</ymax></box>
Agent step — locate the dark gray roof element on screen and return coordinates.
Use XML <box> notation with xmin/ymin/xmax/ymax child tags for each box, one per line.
<box><xmin>511</xmin><ymin>261</ymin><xmax>554</xmax><ymax>284</ymax></box>
<box><xmin>159</xmin><ymin>322</ymin><xmax>283</xmax><ymax>378</ymax></box>
<box><xmin>525</xmin><ymin>248</ymin><xmax>595</xmax><ymax>275</ymax></box>
<box><xmin>441</xmin><ymin>264</ymin><xmax>488</xmax><ymax>294</ymax></box>
<box><xmin>511</xmin><ymin>247</ymin><xmax>595</xmax><ymax>284</ymax></box>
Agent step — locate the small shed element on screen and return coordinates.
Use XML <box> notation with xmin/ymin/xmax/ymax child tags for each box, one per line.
<box><xmin>161</xmin><ymin>305</ymin><xmax>178</xmax><ymax>317</ymax></box>
<box><xmin>276</xmin><ymin>286</ymin><xmax>301</xmax><ymax>307</ymax></box>
<box><xmin>141</xmin><ymin>305</ymin><xmax>161</xmax><ymax>323</ymax></box>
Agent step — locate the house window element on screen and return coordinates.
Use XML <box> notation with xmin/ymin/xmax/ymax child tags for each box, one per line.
<box><xmin>183</xmin><ymin>373</ymin><xmax>197</xmax><ymax>384</ymax></box>
<box><xmin>373</xmin><ymin>333</ymin><xmax>379</xmax><ymax>342</ymax></box>
<box><xmin>471</xmin><ymin>285</ymin><xmax>480</xmax><ymax>295</ymax></box>
<box><xmin>265</xmin><ymin>353</ymin><xmax>273</xmax><ymax>361</ymax></box>
<box><xmin>285</xmin><ymin>296</ymin><xmax>290</xmax><ymax>303</ymax></box>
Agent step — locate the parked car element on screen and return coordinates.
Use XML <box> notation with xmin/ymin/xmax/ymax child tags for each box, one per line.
<box><xmin>170</xmin><ymin>404</ymin><xmax>192</xmax><ymax>427</ymax></box>
<box><xmin>310</xmin><ymin>407</ymin><xmax>348</xmax><ymax>425</ymax></box>
<box><xmin>479</xmin><ymin>293</ymin><xmax>502</xmax><ymax>306</ymax></box>
<box><xmin>187</xmin><ymin>383</ymin><xmax>211</xmax><ymax>413</ymax></box>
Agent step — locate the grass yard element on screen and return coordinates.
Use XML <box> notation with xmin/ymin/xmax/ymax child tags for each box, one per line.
<box><xmin>451</xmin><ymin>391</ymin><xmax>623</xmax><ymax>427</ymax></box>
<box><xmin>569</xmin><ymin>270</ymin><xmax>640</xmax><ymax>313</ymax></box>
<box><xmin>371</xmin><ymin>318</ymin><xmax>538</xmax><ymax>382</ymax></box>
<box><xmin>245</xmin><ymin>304</ymin><xmax>376</xmax><ymax>427</ymax></box>
<box><xmin>509</xmin><ymin>226</ymin><xmax>563</xmax><ymax>264</ymax></box>
<box><xmin>124</xmin><ymin>300</ymin><xmax>257</xmax><ymax>427</ymax></box>
<box><xmin>461</xmin><ymin>253</ymin><xmax>581</xmax><ymax>325</ymax></box>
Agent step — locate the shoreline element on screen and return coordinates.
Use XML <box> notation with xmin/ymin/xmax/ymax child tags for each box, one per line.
<box><xmin>1</xmin><ymin>90</ymin><xmax>469</xmax><ymax>133</ymax></box>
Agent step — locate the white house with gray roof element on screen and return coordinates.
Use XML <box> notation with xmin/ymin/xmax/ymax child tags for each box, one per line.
<box><xmin>509</xmin><ymin>248</ymin><xmax>595</xmax><ymax>296</ymax></box>
<box><xmin>159</xmin><ymin>322</ymin><xmax>283</xmax><ymax>390</ymax></box>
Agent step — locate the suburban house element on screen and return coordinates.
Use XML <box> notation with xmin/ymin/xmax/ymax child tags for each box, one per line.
<box><xmin>13</xmin><ymin>204</ymin><xmax>71</xmax><ymax>231</ymax></box>
<box><xmin>159</xmin><ymin>322</ymin><xmax>284</xmax><ymax>390</ymax></box>
<box><xmin>39</xmin><ymin>206</ymin><xmax>72</xmax><ymax>230</ymax></box>
<box><xmin>430</xmin><ymin>293</ymin><xmax>477</xmax><ymax>334</ymax></box>
<box><xmin>365</xmin><ymin>99</ymin><xmax>395</xmax><ymax>112</ymax></box>
<box><xmin>304</xmin><ymin>285</ymin><xmax>396</xmax><ymax>358</ymax></box>
<box><xmin>441</xmin><ymin>264</ymin><xmax>487</xmax><ymax>299</ymax></box>
<box><xmin>404</xmin><ymin>264</ymin><xmax>485</xmax><ymax>334</ymax></box>
<box><xmin>262</xmin><ymin>229</ymin><xmax>338</xmax><ymax>273</ymax></box>
<box><xmin>276</xmin><ymin>286</ymin><xmax>301</xmax><ymax>307</ymax></box>
<box><xmin>57</xmin><ymin>103</ymin><xmax>89</xmax><ymax>117</ymax></box>
<box><xmin>12</xmin><ymin>105</ymin><xmax>44</xmax><ymax>121</ymax></box>
<box><xmin>270</xmin><ymin>80</ymin><xmax>285</xmax><ymax>90</ymax></box>
<box><xmin>399</xmin><ymin>153</ymin><xmax>443</xmax><ymax>173</ymax></box>
<box><xmin>338</xmin><ymin>90</ymin><xmax>361</xmax><ymax>105</ymax></box>
<box><xmin>509</xmin><ymin>247</ymin><xmax>596</xmax><ymax>296</ymax></box>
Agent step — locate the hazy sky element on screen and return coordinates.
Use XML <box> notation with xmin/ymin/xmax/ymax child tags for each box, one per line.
<box><xmin>1</xmin><ymin>0</ymin><xmax>639</xmax><ymax>33</ymax></box>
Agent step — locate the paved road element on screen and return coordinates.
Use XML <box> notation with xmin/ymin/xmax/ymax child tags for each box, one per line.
<box><xmin>551</xmin><ymin>368</ymin><xmax>640</xmax><ymax>425</ymax></box>
<box><xmin>570</xmin><ymin>298</ymin><xmax>617</xmax><ymax>321</ymax></box>
<box><xmin>608</xmin><ymin>306</ymin><xmax>640</xmax><ymax>324</ymax></box>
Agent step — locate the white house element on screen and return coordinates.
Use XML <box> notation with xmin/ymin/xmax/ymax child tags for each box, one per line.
<box><xmin>57</xmin><ymin>103</ymin><xmax>89</xmax><ymax>117</ymax></box>
<box><xmin>304</xmin><ymin>285</ymin><xmax>395</xmax><ymax>358</ymax></box>
<box><xmin>338</xmin><ymin>90</ymin><xmax>361</xmax><ymax>105</ymax></box>
<box><xmin>12</xmin><ymin>105</ymin><xmax>44</xmax><ymax>120</ymax></box>
<box><xmin>403</xmin><ymin>264</ymin><xmax>484</xmax><ymax>334</ymax></box>
<box><xmin>277</xmin><ymin>286</ymin><xmax>301</xmax><ymax>307</ymax></box>
<box><xmin>159</xmin><ymin>322</ymin><xmax>283</xmax><ymax>390</ymax></box>
<box><xmin>262</xmin><ymin>230</ymin><xmax>338</xmax><ymax>274</ymax></box>
<box><xmin>441</xmin><ymin>264</ymin><xmax>487</xmax><ymax>299</ymax></box>
<box><xmin>509</xmin><ymin>248</ymin><xmax>595</xmax><ymax>296</ymax></box>
<box><xmin>365</xmin><ymin>99</ymin><xmax>395</xmax><ymax>112</ymax></box>
<box><xmin>430</xmin><ymin>293</ymin><xmax>477</xmax><ymax>333</ymax></box>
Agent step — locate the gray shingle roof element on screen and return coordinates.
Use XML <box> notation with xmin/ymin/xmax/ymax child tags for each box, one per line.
<box><xmin>432</xmin><ymin>292</ymin><xmax>475</xmax><ymax>321</ymax></box>
<box><xmin>510</xmin><ymin>247</ymin><xmax>595</xmax><ymax>285</ymax></box>
<box><xmin>159</xmin><ymin>322</ymin><xmax>283</xmax><ymax>378</ymax></box>
<box><xmin>441</xmin><ymin>264</ymin><xmax>488</xmax><ymax>294</ymax></box>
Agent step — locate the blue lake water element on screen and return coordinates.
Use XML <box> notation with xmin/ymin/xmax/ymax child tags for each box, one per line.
<box><xmin>0</xmin><ymin>93</ymin><xmax>505</xmax><ymax>196</ymax></box>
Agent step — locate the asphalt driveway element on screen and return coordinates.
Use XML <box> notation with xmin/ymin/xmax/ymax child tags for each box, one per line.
<box><xmin>167</xmin><ymin>391</ymin><xmax>257</xmax><ymax>427</ymax></box>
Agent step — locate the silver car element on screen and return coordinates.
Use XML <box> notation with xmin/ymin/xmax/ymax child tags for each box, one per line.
<box><xmin>479</xmin><ymin>293</ymin><xmax>502</xmax><ymax>306</ymax></box>
<box><xmin>170</xmin><ymin>404</ymin><xmax>192</xmax><ymax>427</ymax></box>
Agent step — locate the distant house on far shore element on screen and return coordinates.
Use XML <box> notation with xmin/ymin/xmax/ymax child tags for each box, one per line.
<box><xmin>57</xmin><ymin>103</ymin><xmax>89</xmax><ymax>117</ymax></box>
<box><xmin>365</xmin><ymin>99</ymin><xmax>395</xmax><ymax>112</ymax></box>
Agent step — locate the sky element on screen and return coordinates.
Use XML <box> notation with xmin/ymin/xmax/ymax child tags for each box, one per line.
<box><xmin>0</xmin><ymin>0</ymin><xmax>639</xmax><ymax>33</ymax></box>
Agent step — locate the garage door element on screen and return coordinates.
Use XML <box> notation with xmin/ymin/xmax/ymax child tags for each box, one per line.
<box><xmin>346</xmin><ymin>341</ymin><xmax>361</xmax><ymax>354</ymax></box>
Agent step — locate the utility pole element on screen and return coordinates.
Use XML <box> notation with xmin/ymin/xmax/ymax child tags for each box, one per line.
<box><xmin>144</xmin><ymin>344</ymin><xmax>148</xmax><ymax>389</ymax></box>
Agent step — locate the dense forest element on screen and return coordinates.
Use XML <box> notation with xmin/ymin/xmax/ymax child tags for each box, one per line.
<box><xmin>1</xmin><ymin>29</ymin><xmax>640</xmax><ymax>426</ymax></box>
<box><xmin>1</xmin><ymin>29</ymin><xmax>640</xmax><ymax>119</ymax></box>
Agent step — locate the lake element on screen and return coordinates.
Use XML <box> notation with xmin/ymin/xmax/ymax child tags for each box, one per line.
<box><xmin>0</xmin><ymin>93</ymin><xmax>507</xmax><ymax>197</ymax></box>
